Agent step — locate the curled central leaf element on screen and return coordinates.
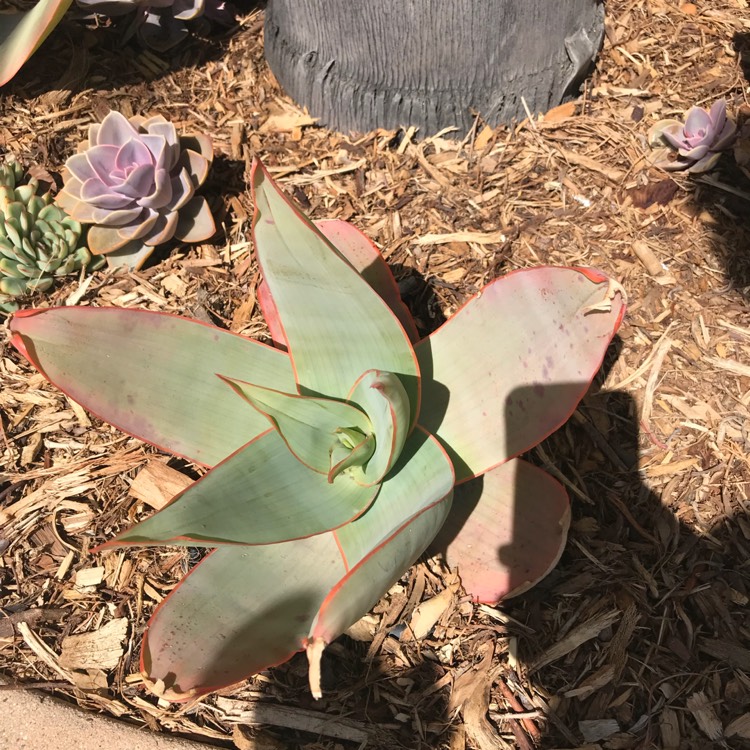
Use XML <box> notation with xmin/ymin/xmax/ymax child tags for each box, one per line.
<box><xmin>328</xmin><ymin>427</ymin><xmax>376</xmax><ymax>483</ymax></box>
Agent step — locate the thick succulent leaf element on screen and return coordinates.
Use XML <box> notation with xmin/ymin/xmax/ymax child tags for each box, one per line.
<box><xmin>101</xmin><ymin>430</ymin><xmax>379</xmax><ymax>547</ymax></box>
<box><xmin>140</xmin><ymin>427</ymin><xmax>453</xmax><ymax>700</ymax></box>
<box><xmin>348</xmin><ymin>369</ymin><xmax>410</xmax><ymax>486</ymax></box>
<box><xmin>310</xmin><ymin>426</ymin><xmax>454</xmax><ymax>642</ymax></box>
<box><xmin>218</xmin><ymin>377</ymin><xmax>372</xmax><ymax>475</ymax></box>
<box><xmin>9</xmin><ymin>307</ymin><xmax>295</xmax><ymax>466</ymax></box>
<box><xmin>259</xmin><ymin>218</ymin><xmax>419</xmax><ymax>348</ymax></box>
<box><xmin>431</xmin><ymin>458</ymin><xmax>569</xmax><ymax>603</ymax></box>
<box><xmin>251</xmin><ymin>160</ymin><xmax>420</xmax><ymax>424</ymax></box>
<box><xmin>141</xmin><ymin>538</ymin><xmax>346</xmax><ymax>701</ymax></box>
<box><xmin>416</xmin><ymin>267</ymin><xmax>626</xmax><ymax>481</ymax></box>
<box><xmin>103</xmin><ymin>240</ymin><xmax>156</xmax><ymax>270</ymax></box>
<box><xmin>174</xmin><ymin>195</ymin><xmax>216</xmax><ymax>243</ymax></box>
<box><xmin>0</xmin><ymin>0</ymin><xmax>72</xmax><ymax>86</ymax></box>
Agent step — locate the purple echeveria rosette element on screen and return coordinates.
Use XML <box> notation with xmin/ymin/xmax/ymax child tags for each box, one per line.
<box><xmin>56</xmin><ymin>111</ymin><xmax>215</xmax><ymax>270</ymax></box>
<box><xmin>647</xmin><ymin>99</ymin><xmax>737</xmax><ymax>174</ymax></box>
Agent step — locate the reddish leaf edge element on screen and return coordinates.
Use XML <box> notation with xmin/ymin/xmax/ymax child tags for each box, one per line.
<box><xmin>250</xmin><ymin>157</ymin><xmax>423</xmax><ymax>427</ymax></box>
<box><xmin>308</xmin><ymin>424</ymin><xmax>455</xmax><ymax>643</ymax></box>
<box><xmin>257</xmin><ymin>220</ymin><xmax>419</xmax><ymax>348</ymax></box>
<box><xmin>415</xmin><ymin>266</ymin><xmax>627</xmax><ymax>486</ymax></box>
<box><xmin>92</xmin><ymin>426</ymin><xmax>381</xmax><ymax>552</ymax></box>
<box><xmin>8</xmin><ymin>306</ymin><xmax>292</xmax><ymax>470</ymax></box>
<box><xmin>137</xmin><ymin>426</ymin><xmax>454</xmax><ymax>702</ymax></box>
<box><xmin>137</xmin><ymin>547</ymin><xmax>311</xmax><ymax>703</ymax></box>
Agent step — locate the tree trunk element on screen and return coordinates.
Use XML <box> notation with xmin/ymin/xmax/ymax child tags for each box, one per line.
<box><xmin>264</xmin><ymin>1</ymin><xmax>604</xmax><ymax>137</ymax></box>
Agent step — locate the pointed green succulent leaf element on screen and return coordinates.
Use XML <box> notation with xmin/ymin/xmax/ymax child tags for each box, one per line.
<box><xmin>100</xmin><ymin>429</ymin><xmax>379</xmax><ymax>548</ymax></box>
<box><xmin>311</xmin><ymin>426</ymin><xmax>454</xmax><ymax>643</ymax></box>
<box><xmin>221</xmin><ymin>376</ymin><xmax>372</xmax><ymax>475</ymax></box>
<box><xmin>251</xmin><ymin>160</ymin><xmax>420</xmax><ymax>425</ymax></box>
<box><xmin>141</xmin><ymin>538</ymin><xmax>346</xmax><ymax>702</ymax></box>
<box><xmin>138</xmin><ymin>426</ymin><xmax>453</xmax><ymax>700</ymax></box>
<box><xmin>416</xmin><ymin>267</ymin><xmax>626</xmax><ymax>481</ymax></box>
<box><xmin>258</xmin><ymin>218</ymin><xmax>419</xmax><ymax>348</ymax></box>
<box><xmin>431</xmin><ymin>458</ymin><xmax>569</xmax><ymax>604</ymax></box>
<box><xmin>347</xmin><ymin>369</ymin><xmax>410</xmax><ymax>486</ymax></box>
<box><xmin>9</xmin><ymin>307</ymin><xmax>296</xmax><ymax>466</ymax></box>
<box><xmin>0</xmin><ymin>0</ymin><xmax>72</xmax><ymax>86</ymax></box>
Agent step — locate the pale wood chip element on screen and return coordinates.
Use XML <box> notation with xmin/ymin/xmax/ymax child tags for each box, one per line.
<box><xmin>74</xmin><ymin>566</ymin><xmax>105</xmax><ymax>588</ymax></box>
<box><xmin>59</xmin><ymin>618</ymin><xmax>128</xmax><ymax>671</ymax></box>
<box><xmin>129</xmin><ymin>459</ymin><xmax>194</xmax><ymax>510</ymax></box>
<box><xmin>685</xmin><ymin>691</ymin><xmax>722</xmax><ymax>741</ymax></box>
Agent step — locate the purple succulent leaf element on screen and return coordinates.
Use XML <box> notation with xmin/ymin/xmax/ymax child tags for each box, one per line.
<box><xmin>707</xmin><ymin>99</ymin><xmax>727</xmax><ymax>130</ymax></box>
<box><xmin>170</xmin><ymin>168</ymin><xmax>197</xmax><ymax>211</ymax></box>
<box><xmin>683</xmin><ymin>106</ymin><xmax>713</xmax><ymax>141</ymax></box>
<box><xmin>647</xmin><ymin>119</ymin><xmax>684</xmax><ymax>147</ymax></box>
<box><xmin>686</xmin><ymin>151</ymin><xmax>722</xmax><ymax>174</ymax></box>
<box><xmin>647</xmin><ymin>146</ymin><xmax>683</xmax><ymax>171</ymax></box>
<box><xmin>137</xmin><ymin>134</ymin><xmax>169</xmax><ymax>171</ymax></box>
<box><xmin>144</xmin><ymin>120</ymin><xmax>181</xmax><ymax>169</ymax></box>
<box><xmin>98</xmin><ymin>110</ymin><xmax>140</xmax><ymax>148</ymax></box>
<box><xmin>138</xmin><ymin>167</ymin><xmax>173</xmax><ymax>210</ymax></box>
<box><xmin>116</xmin><ymin>209</ymin><xmax>160</xmax><ymax>241</ymax></box>
<box><xmin>143</xmin><ymin>209</ymin><xmax>179</xmax><ymax>246</ymax></box>
<box><xmin>677</xmin><ymin>143</ymin><xmax>710</xmax><ymax>161</ymax></box>
<box><xmin>65</xmin><ymin>152</ymin><xmax>101</xmax><ymax>184</ymax></box>
<box><xmin>114</xmin><ymin>138</ymin><xmax>155</xmax><ymax>175</ymax></box>
<box><xmin>58</xmin><ymin>190</ymin><xmax>144</xmax><ymax>225</ymax></box>
<box><xmin>116</xmin><ymin>162</ymin><xmax>157</xmax><ymax>200</ymax></box>
<box><xmin>183</xmin><ymin>149</ymin><xmax>210</xmax><ymax>190</ymax></box>
<box><xmin>180</xmin><ymin>133</ymin><xmax>213</xmax><ymax>163</ymax></box>
<box><xmin>103</xmin><ymin>239</ymin><xmax>155</xmax><ymax>270</ymax></box>
<box><xmin>174</xmin><ymin>196</ymin><xmax>216</xmax><ymax>243</ymax></box>
<box><xmin>85</xmin><ymin>145</ymin><xmax>122</xmax><ymax>184</ymax></box>
<box><xmin>712</xmin><ymin>119</ymin><xmax>737</xmax><ymax>151</ymax></box>
<box><xmin>659</xmin><ymin>123</ymin><xmax>695</xmax><ymax>152</ymax></box>
<box><xmin>80</xmin><ymin>177</ymin><xmax>134</xmax><ymax>209</ymax></box>
<box><xmin>88</xmin><ymin>223</ymin><xmax>140</xmax><ymax>254</ymax></box>
<box><xmin>87</xmin><ymin>123</ymin><xmax>100</xmax><ymax>145</ymax></box>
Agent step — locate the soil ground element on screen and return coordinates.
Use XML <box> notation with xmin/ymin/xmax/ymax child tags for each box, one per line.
<box><xmin>1</xmin><ymin>1</ymin><xmax>750</xmax><ymax>749</ymax></box>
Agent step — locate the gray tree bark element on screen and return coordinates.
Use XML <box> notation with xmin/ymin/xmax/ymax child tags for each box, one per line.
<box><xmin>264</xmin><ymin>1</ymin><xmax>605</xmax><ymax>137</ymax></box>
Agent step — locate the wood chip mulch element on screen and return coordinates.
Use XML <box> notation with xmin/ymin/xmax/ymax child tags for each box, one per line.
<box><xmin>2</xmin><ymin>1</ymin><xmax>750</xmax><ymax>748</ymax></box>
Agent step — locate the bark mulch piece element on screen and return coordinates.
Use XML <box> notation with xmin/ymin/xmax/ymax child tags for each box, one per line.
<box><xmin>2</xmin><ymin>1</ymin><xmax>750</xmax><ymax>748</ymax></box>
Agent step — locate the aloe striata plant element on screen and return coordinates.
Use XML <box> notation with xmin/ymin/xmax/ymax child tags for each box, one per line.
<box><xmin>9</xmin><ymin>160</ymin><xmax>626</xmax><ymax>701</ymax></box>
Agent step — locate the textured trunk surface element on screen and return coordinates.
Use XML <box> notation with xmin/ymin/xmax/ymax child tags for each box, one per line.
<box><xmin>264</xmin><ymin>0</ymin><xmax>605</xmax><ymax>137</ymax></box>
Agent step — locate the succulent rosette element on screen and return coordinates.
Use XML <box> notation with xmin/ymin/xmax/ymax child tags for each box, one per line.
<box><xmin>0</xmin><ymin>159</ymin><xmax>97</xmax><ymax>314</ymax></box>
<box><xmin>647</xmin><ymin>99</ymin><xmax>737</xmax><ymax>173</ymax></box>
<box><xmin>56</xmin><ymin>110</ymin><xmax>215</xmax><ymax>270</ymax></box>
